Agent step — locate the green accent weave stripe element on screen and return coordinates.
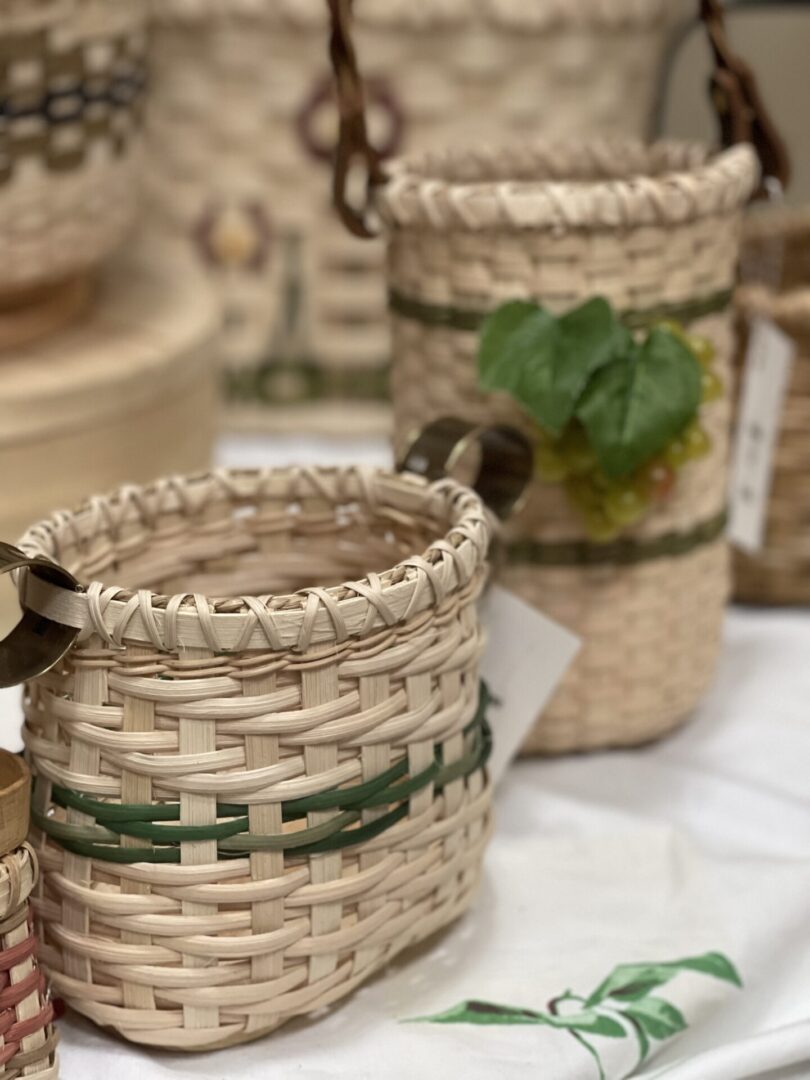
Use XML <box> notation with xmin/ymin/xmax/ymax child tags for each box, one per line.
<box><xmin>33</xmin><ymin>687</ymin><xmax>492</xmax><ymax>865</ymax></box>
<box><xmin>506</xmin><ymin>508</ymin><xmax>728</xmax><ymax>568</ymax></box>
<box><xmin>388</xmin><ymin>287</ymin><xmax>734</xmax><ymax>334</ymax></box>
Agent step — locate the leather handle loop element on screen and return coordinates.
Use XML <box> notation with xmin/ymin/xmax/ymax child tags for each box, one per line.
<box><xmin>328</xmin><ymin>0</ymin><xmax>386</xmax><ymax>238</ymax></box>
<box><xmin>699</xmin><ymin>0</ymin><xmax>791</xmax><ymax>192</ymax></box>
<box><xmin>0</xmin><ymin>543</ymin><xmax>81</xmax><ymax>688</ymax></box>
<box><xmin>397</xmin><ymin>418</ymin><xmax>533</xmax><ymax>521</ymax></box>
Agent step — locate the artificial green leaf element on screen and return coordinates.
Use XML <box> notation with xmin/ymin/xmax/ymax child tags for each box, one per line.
<box><xmin>478</xmin><ymin>298</ymin><xmax>626</xmax><ymax>435</ymax></box>
<box><xmin>667</xmin><ymin>952</ymin><xmax>743</xmax><ymax>988</ymax></box>
<box><xmin>623</xmin><ymin>997</ymin><xmax>687</xmax><ymax>1041</ymax></box>
<box><xmin>410</xmin><ymin>1000</ymin><xmax>548</xmax><ymax>1025</ymax></box>
<box><xmin>575</xmin><ymin>327</ymin><xmax>702</xmax><ymax>478</ymax></box>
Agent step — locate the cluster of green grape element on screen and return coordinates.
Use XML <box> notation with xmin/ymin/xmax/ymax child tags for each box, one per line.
<box><xmin>534</xmin><ymin>326</ymin><xmax>723</xmax><ymax>542</ymax></box>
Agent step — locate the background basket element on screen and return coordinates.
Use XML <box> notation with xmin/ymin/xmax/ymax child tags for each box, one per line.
<box><xmin>146</xmin><ymin>0</ymin><xmax>677</xmax><ymax>435</ymax></box>
<box><xmin>0</xmin><ymin>0</ymin><xmax>147</xmax><ymax>301</ymax></box>
<box><xmin>328</xmin><ymin>0</ymin><xmax>780</xmax><ymax>753</ymax></box>
<box><xmin>0</xmin><ymin>242</ymin><xmax>220</xmax><ymax>636</ymax></box>
<box><xmin>734</xmin><ymin>207</ymin><xmax>810</xmax><ymax>604</ymax></box>
<box><xmin>0</xmin><ymin>754</ymin><xmax>58</xmax><ymax>1078</ymax></box>
<box><xmin>16</xmin><ymin>467</ymin><xmax>492</xmax><ymax>1050</ymax></box>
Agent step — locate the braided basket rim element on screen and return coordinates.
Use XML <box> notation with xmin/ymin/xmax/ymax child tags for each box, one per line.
<box><xmin>16</xmin><ymin>467</ymin><xmax>491</xmax><ymax>652</ymax></box>
<box><xmin>377</xmin><ymin>140</ymin><xmax>760</xmax><ymax>232</ymax></box>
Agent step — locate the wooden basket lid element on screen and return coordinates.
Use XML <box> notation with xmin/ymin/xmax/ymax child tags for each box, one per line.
<box><xmin>0</xmin><ymin>239</ymin><xmax>221</xmax><ymax>449</ymax></box>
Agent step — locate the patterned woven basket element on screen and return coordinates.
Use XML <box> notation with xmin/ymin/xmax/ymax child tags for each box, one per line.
<box><xmin>329</xmin><ymin>0</ymin><xmax>784</xmax><ymax>753</ymax></box>
<box><xmin>0</xmin><ymin>0</ymin><xmax>147</xmax><ymax>300</ymax></box>
<box><xmin>5</xmin><ymin>467</ymin><xmax>492</xmax><ymax>1050</ymax></box>
<box><xmin>0</xmin><ymin>754</ymin><xmax>58</xmax><ymax>1078</ymax></box>
<box><xmin>734</xmin><ymin>207</ymin><xmax>810</xmax><ymax>604</ymax></box>
<box><xmin>146</xmin><ymin>0</ymin><xmax>677</xmax><ymax>435</ymax></box>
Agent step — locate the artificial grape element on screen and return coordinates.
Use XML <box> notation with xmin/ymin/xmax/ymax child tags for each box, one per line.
<box><xmin>535</xmin><ymin>444</ymin><xmax>568</xmax><ymax>482</ymax></box>
<box><xmin>664</xmin><ymin>436</ymin><xmax>690</xmax><ymax>469</ymax></box>
<box><xmin>604</xmin><ymin>483</ymin><xmax>650</xmax><ymax>527</ymax></box>
<box><xmin>684</xmin><ymin>421</ymin><xmax>712</xmax><ymax>460</ymax></box>
<box><xmin>557</xmin><ymin>424</ymin><xmax>597</xmax><ymax>475</ymax></box>
<box><xmin>655</xmin><ymin>319</ymin><xmax>688</xmax><ymax>341</ymax></box>
<box><xmin>638</xmin><ymin>458</ymin><xmax>676</xmax><ymax>502</ymax></box>
<box><xmin>701</xmin><ymin>370</ymin><xmax>724</xmax><ymax>403</ymax></box>
<box><xmin>686</xmin><ymin>334</ymin><xmax>716</xmax><ymax>368</ymax></box>
<box><xmin>582</xmin><ymin>506</ymin><xmax>621</xmax><ymax>543</ymax></box>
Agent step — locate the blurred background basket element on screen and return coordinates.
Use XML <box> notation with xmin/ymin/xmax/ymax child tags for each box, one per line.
<box><xmin>18</xmin><ymin>467</ymin><xmax>493</xmax><ymax>1049</ymax></box>
<box><xmin>0</xmin><ymin>0</ymin><xmax>147</xmax><ymax>301</ymax></box>
<box><xmin>734</xmin><ymin>206</ymin><xmax>810</xmax><ymax>604</ymax></box>
<box><xmin>146</xmin><ymin>0</ymin><xmax>678</xmax><ymax>436</ymax></box>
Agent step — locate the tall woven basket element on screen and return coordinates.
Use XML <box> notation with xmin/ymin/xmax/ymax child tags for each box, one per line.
<box><xmin>330</xmin><ymin>0</ymin><xmax>785</xmax><ymax>753</ymax></box>
<box><xmin>2</xmin><ymin>467</ymin><xmax>493</xmax><ymax>1049</ymax></box>
<box><xmin>0</xmin><ymin>0</ymin><xmax>147</xmax><ymax>301</ymax></box>
<box><xmin>0</xmin><ymin>753</ymin><xmax>58</xmax><ymax>1078</ymax></box>
<box><xmin>734</xmin><ymin>207</ymin><xmax>810</xmax><ymax>604</ymax></box>
<box><xmin>147</xmin><ymin>0</ymin><xmax>677</xmax><ymax>435</ymax></box>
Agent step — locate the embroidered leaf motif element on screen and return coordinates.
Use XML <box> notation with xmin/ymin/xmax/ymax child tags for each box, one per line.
<box><xmin>478</xmin><ymin>298</ymin><xmax>629</xmax><ymax>436</ymax></box>
<box><xmin>408</xmin><ymin>950</ymin><xmax>741</xmax><ymax>1079</ymax></box>
<box><xmin>623</xmin><ymin>997</ymin><xmax>687</xmax><ymax>1040</ymax></box>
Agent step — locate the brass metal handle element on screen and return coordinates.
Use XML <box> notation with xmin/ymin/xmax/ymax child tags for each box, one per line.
<box><xmin>397</xmin><ymin>418</ymin><xmax>533</xmax><ymax>521</ymax></box>
<box><xmin>0</xmin><ymin>543</ymin><xmax>81</xmax><ymax>688</ymax></box>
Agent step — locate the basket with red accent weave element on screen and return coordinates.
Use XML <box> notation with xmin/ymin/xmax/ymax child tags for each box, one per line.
<box><xmin>0</xmin><ymin>753</ymin><xmax>57</xmax><ymax>1078</ymax></box>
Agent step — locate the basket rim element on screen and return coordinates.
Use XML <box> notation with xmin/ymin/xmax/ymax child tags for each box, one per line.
<box><xmin>152</xmin><ymin>0</ymin><xmax>672</xmax><ymax>30</ymax></box>
<box><xmin>377</xmin><ymin>140</ymin><xmax>760</xmax><ymax>232</ymax></box>
<box><xmin>16</xmin><ymin>467</ymin><xmax>491</xmax><ymax>654</ymax></box>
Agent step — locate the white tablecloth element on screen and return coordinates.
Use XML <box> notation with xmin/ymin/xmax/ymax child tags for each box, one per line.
<box><xmin>4</xmin><ymin>437</ymin><xmax>809</xmax><ymax>1079</ymax></box>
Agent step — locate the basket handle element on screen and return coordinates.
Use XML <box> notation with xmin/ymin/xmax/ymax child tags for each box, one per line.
<box><xmin>0</xmin><ymin>543</ymin><xmax>81</xmax><ymax>688</ymax></box>
<box><xmin>328</xmin><ymin>0</ymin><xmax>789</xmax><ymax>234</ymax></box>
<box><xmin>397</xmin><ymin>419</ymin><xmax>533</xmax><ymax>521</ymax></box>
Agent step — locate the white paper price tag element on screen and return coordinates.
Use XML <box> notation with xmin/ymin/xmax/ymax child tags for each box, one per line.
<box><xmin>728</xmin><ymin>317</ymin><xmax>795</xmax><ymax>553</ymax></box>
<box><xmin>479</xmin><ymin>585</ymin><xmax>580</xmax><ymax>784</ymax></box>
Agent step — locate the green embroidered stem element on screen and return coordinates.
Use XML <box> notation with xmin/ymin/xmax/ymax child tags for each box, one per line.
<box><xmin>506</xmin><ymin>508</ymin><xmax>727</xmax><ymax>568</ymax></box>
<box><xmin>388</xmin><ymin>287</ymin><xmax>733</xmax><ymax>335</ymax></box>
<box><xmin>33</xmin><ymin>690</ymin><xmax>492</xmax><ymax>864</ymax></box>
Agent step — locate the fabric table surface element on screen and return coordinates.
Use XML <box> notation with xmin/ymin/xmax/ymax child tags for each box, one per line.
<box><xmin>1</xmin><ymin>435</ymin><xmax>808</xmax><ymax>1080</ymax></box>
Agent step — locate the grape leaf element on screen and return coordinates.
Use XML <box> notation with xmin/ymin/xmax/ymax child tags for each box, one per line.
<box><xmin>478</xmin><ymin>298</ymin><xmax>628</xmax><ymax>435</ymax></box>
<box><xmin>575</xmin><ymin>327</ymin><xmax>702</xmax><ymax>478</ymax></box>
<box><xmin>623</xmin><ymin>997</ymin><xmax>687</xmax><ymax>1040</ymax></box>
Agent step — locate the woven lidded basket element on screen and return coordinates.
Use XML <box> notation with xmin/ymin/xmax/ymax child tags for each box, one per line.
<box><xmin>7</xmin><ymin>467</ymin><xmax>492</xmax><ymax>1050</ymax></box>
<box><xmin>734</xmin><ymin>207</ymin><xmax>810</xmax><ymax>604</ymax></box>
<box><xmin>146</xmin><ymin>0</ymin><xmax>676</xmax><ymax>435</ymax></box>
<box><xmin>330</xmin><ymin>0</ymin><xmax>783</xmax><ymax>753</ymax></box>
<box><xmin>0</xmin><ymin>754</ymin><xmax>58</xmax><ymax>1078</ymax></box>
<box><xmin>0</xmin><ymin>0</ymin><xmax>147</xmax><ymax>300</ymax></box>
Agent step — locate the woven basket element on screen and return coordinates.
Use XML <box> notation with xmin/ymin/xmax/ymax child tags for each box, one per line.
<box><xmin>0</xmin><ymin>0</ymin><xmax>147</xmax><ymax>300</ymax></box>
<box><xmin>0</xmin><ymin>242</ymin><xmax>219</xmax><ymax>642</ymax></box>
<box><xmin>328</xmin><ymin>0</ymin><xmax>784</xmax><ymax>753</ymax></box>
<box><xmin>0</xmin><ymin>754</ymin><xmax>58</xmax><ymax>1078</ymax></box>
<box><xmin>146</xmin><ymin>0</ymin><xmax>677</xmax><ymax>435</ymax></box>
<box><xmin>734</xmin><ymin>207</ymin><xmax>810</xmax><ymax>604</ymax></box>
<box><xmin>8</xmin><ymin>467</ymin><xmax>492</xmax><ymax>1050</ymax></box>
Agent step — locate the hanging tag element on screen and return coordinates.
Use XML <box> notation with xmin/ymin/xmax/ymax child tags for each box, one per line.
<box><xmin>728</xmin><ymin>316</ymin><xmax>796</xmax><ymax>553</ymax></box>
<box><xmin>479</xmin><ymin>585</ymin><xmax>580</xmax><ymax>784</ymax></box>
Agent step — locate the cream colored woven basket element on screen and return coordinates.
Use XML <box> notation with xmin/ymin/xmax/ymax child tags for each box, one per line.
<box><xmin>328</xmin><ymin>0</ymin><xmax>784</xmax><ymax>753</ymax></box>
<box><xmin>0</xmin><ymin>755</ymin><xmax>58</xmax><ymax>1078</ymax></box>
<box><xmin>381</xmin><ymin>141</ymin><xmax>758</xmax><ymax>754</ymax></box>
<box><xmin>0</xmin><ymin>0</ymin><xmax>147</xmax><ymax>300</ymax></box>
<box><xmin>734</xmin><ymin>207</ymin><xmax>810</xmax><ymax>605</ymax></box>
<box><xmin>11</xmin><ymin>467</ymin><xmax>492</xmax><ymax>1050</ymax></box>
<box><xmin>0</xmin><ymin>242</ymin><xmax>220</xmax><ymax>635</ymax></box>
<box><xmin>146</xmin><ymin>0</ymin><xmax>676</xmax><ymax>435</ymax></box>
